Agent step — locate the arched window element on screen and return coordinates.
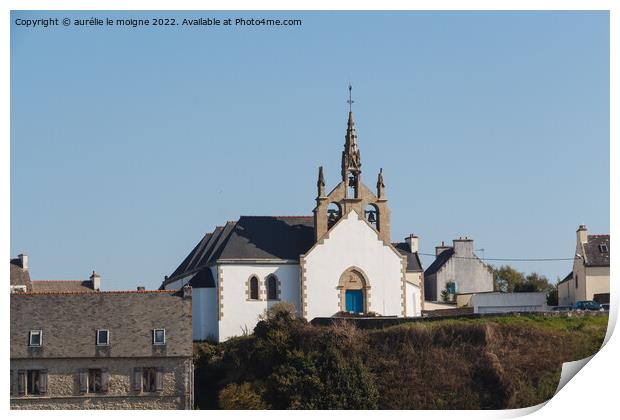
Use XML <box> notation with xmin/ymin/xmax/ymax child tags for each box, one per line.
<box><xmin>365</xmin><ymin>203</ymin><xmax>379</xmax><ymax>230</ymax></box>
<box><xmin>327</xmin><ymin>202</ymin><xmax>342</xmax><ymax>228</ymax></box>
<box><xmin>266</xmin><ymin>275</ymin><xmax>278</xmax><ymax>300</ymax></box>
<box><xmin>249</xmin><ymin>276</ymin><xmax>259</xmax><ymax>300</ymax></box>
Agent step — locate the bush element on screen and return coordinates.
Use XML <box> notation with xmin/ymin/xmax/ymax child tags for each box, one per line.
<box><xmin>193</xmin><ymin>312</ymin><xmax>607</xmax><ymax>409</ymax></box>
<box><xmin>218</xmin><ymin>382</ymin><xmax>269</xmax><ymax>409</ymax></box>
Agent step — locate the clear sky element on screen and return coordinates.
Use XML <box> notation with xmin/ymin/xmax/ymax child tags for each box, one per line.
<box><xmin>10</xmin><ymin>11</ymin><xmax>609</xmax><ymax>290</ymax></box>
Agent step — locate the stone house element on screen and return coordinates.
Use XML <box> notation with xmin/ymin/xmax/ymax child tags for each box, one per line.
<box><xmin>10</xmin><ymin>277</ymin><xmax>193</xmax><ymax>410</ymax></box>
<box><xmin>558</xmin><ymin>224</ymin><xmax>610</xmax><ymax>306</ymax></box>
<box><xmin>10</xmin><ymin>254</ymin><xmax>32</xmax><ymax>292</ymax></box>
<box><xmin>424</xmin><ymin>237</ymin><xmax>493</xmax><ymax>302</ymax></box>
<box><xmin>161</xmin><ymin>100</ymin><xmax>424</xmax><ymax>342</ymax></box>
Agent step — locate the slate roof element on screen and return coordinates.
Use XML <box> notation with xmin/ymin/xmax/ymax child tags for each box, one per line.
<box><xmin>163</xmin><ymin>216</ymin><xmax>315</xmax><ymax>288</ymax></box>
<box><xmin>31</xmin><ymin>280</ymin><xmax>96</xmax><ymax>293</ymax></box>
<box><xmin>424</xmin><ymin>248</ymin><xmax>455</xmax><ymax>276</ymax></box>
<box><xmin>10</xmin><ymin>290</ymin><xmax>192</xmax><ymax>359</ymax></box>
<box><xmin>10</xmin><ymin>261</ymin><xmax>32</xmax><ymax>291</ymax></box>
<box><xmin>393</xmin><ymin>243</ymin><xmax>423</xmax><ymax>272</ymax></box>
<box><xmin>558</xmin><ymin>271</ymin><xmax>573</xmax><ymax>285</ymax></box>
<box><xmin>218</xmin><ymin>216</ymin><xmax>315</xmax><ymax>260</ymax></box>
<box><xmin>584</xmin><ymin>234</ymin><xmax>610</xmax><ymax>267</ymax></box>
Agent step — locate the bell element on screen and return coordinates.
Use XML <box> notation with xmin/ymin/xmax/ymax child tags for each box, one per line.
<box><xmin>348</xmin><ymin>176</ymin><xmax>356</xmax><ymax>187</ymax></box>
<box><xmin>367</xmin><ymin>211</ymin><xmax>376</xmax><ymax>223</ymax></box>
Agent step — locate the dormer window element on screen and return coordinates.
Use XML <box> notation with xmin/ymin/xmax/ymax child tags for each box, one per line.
<box><xmin>96</xmin><ymin>329</ymin><xmax>109</xmax><ymax>346</ymax></box>
<box><xmin>29</xmin><ymin>330</ymin><xmax>42</xmax><ymax>347</ymax></box>
<box><xmin>153</xmin><ymin>329</ymin><xmax>166</xmax><ymax>345</ymax></box>
<box><xmin>599</xmin><ymin>244</ymin><xmax>609</xmax><ymax>253</ymax></box>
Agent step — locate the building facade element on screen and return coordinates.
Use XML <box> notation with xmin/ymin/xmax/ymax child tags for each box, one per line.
<box><xmin>162</xmin><ymin>102</ymin><xmax>424</xmax><ymax>342</ymax></box>
<box><xmin>558</xmin><ymin>224</ymin><xmax>610</xmax><ymax>306</ymax></box>
<box><xmin>424</xmin><ymin>237</ymin><xmax>493</xmax><ymax>302</ymax></box>
<box><xmin>10</xmin><ymin>286</ymin><xmax>193</xmax><ymax>410</ymax></box>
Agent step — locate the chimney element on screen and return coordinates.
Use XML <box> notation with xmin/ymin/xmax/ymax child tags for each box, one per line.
<box><xmin>405</xmin><ymin>234</ymin><xmax>419</xmax><ymax>253</ymax></box>
<box><xmin>90</xmin><ymin>271</ymin><xmax>101</xmax><ymax>291</ymax></box>
<box><xmin>18</xmin><ymin>254</ymin><xmax>29</xmax><ymax>271</ymax></box>
<box><xmin>435</xmin><ymin>241</ymin><xmax>452</xmax><ymax>256</ymax></box>
<box><xmin>453</xmin><ymin>237</ymin><xmax>474</xmax><ymax>256</ymax></box>
<box><xmin>577</xmin><ymin>224</ymin><xmax>588</xmax><ymax>247</ymax></box>
<box><xmin>137</xmin><ymin>286</ymin><xmax>145</xmax><ymax>291</ymax></box>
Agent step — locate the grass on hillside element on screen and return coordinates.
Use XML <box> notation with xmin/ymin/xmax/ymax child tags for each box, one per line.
<box><xmin>193</xmin><ymin>309</ymin><xmax>608</xmax><ymax>410</ymax></box>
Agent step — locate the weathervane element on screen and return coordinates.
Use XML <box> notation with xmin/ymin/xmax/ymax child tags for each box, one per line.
<box><xmin>347</xmin><ymin>84</ymin><xmax>354</xmax><ymax>112</ymax></box>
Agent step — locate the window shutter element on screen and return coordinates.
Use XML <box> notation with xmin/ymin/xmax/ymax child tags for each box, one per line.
<box><xmin>39</xmin><ymin>370</ymin><xmax>48</xmax><ymax>394</ymax></box>
<box><xmin>17</xmin><ymin>370</ymin><xmax>25</xmax><ymax>395</ymax></box>
<box><xmin>132</xmin><ymin>368</ymin><xmax>142</xmax><ymax>392</ymax></box>
<box><xmin>78</xmin><ymin>369</ymin><xmax>88</xmax><ymax>393</ymax></box>
<box><xmin>101</xmin><ymin>369</ymin><xmax>109</xmax><ymax>393</ymax></box>
<box><xmin>155</xmin><ymin>367</ymin><xmax>164</xmax><ymax>392</ymax></box>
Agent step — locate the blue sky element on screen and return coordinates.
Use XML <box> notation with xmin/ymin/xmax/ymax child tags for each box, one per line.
<box><xmin>11</xmin><ymin>11</ymin><xmax>609</xmax><ymax>290</ymax></box>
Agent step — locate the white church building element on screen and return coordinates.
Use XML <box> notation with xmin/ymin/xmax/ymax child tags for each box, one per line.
<box><xmin>161</xmin><ymin>97</ymin><xmax>424</xmax><ymax>342</ymax></box>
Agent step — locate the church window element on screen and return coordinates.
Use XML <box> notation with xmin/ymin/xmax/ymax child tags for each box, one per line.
<box><xmin>266</xmin><ymin>275</ymin><xmax>278</xmax><ymax>300</ymax></box>
<box><xmin>249</xmin><ymin>276</ymin><xmax>259</xmax><ymax>300</ymax></box>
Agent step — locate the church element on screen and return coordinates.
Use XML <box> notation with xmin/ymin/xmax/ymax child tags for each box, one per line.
<box><xmin>161</xmin><ymin>92</ymin><xmax>424</xmax><ymax>342</ymax></box>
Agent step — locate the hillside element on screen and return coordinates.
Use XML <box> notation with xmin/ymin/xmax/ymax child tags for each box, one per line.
<box><xmin>193</xmin><ymin>304</ymin><xmax>607</xmax><ymax>410</ymax></box>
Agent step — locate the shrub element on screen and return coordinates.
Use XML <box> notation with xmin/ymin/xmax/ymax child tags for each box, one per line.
<box><xmin>218</xmin><ymin>382</ymin><xmax>269</xmax><ymax>409</ymax></box>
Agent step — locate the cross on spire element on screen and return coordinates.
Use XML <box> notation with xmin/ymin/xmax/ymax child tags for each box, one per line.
<box><xmin>347</xmin><ymin>84</ymin><xmax>354</xmax><ymax>112</ymax></box>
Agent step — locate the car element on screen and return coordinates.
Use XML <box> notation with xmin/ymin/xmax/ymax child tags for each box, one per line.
<box><xmin>601</xmin><ymin>304</ymin><xmax>610</xmax><ymax>311</ymax></box>
<box><xmin>573</xmin><ymin>301</ymin><xmax>603</xmax><ymax>311</ymax></box>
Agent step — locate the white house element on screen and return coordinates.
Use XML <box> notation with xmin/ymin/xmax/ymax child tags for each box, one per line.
<box><xmin>558</xmin><ymin>224</ymin><xmax>610</xmax><ymax>306</ymax></box>
<box><xmin>161</xmin><ymin>102</ymin><xmax>424</xmax><ymax>342</ymax></box>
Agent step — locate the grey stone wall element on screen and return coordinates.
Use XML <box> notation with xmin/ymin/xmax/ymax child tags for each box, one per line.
<box><xmin>432</xmin><ymin>246</ymin><xmax>493</xmax><ymax>301</ymax></box>
<box><xmin>10</xmin><ymin>357</ymin><xmax>192</xmax><ymax>410</ymax></box>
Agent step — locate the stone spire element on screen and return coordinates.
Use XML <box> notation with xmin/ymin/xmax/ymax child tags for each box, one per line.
<box><xmin>317</xmin><ymin>166</ymin><xmax>325</xmax><ymax>197</ymax></box>
<box><xmin>377</xmin><ymin>168</ymin><xmax>385</xmax><ymax>198</ymax></box>
<box><xmin>341</xmin><ymin>85</ymin><xmax>361</xmax><ymax>182</ymax></box>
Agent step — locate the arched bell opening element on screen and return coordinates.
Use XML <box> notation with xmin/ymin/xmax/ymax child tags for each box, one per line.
<box><xmin>327</xmin><ymin>202</ymin><xmax>342</xmax><ymax>228</ymax></box>
<box><xmin>364</xmin><ymin>203</ymin><xmax>380</xmax><ymax>231</ymax></box>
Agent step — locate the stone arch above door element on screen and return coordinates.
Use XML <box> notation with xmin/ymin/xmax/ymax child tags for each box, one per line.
<box><xmin>337</xmin><ymin>267</ymin><xmax>371</xmax><ymax>314</ymax></box>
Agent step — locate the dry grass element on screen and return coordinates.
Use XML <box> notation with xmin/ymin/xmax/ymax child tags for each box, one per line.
<box><xmin>194</xmin><ymin>313</ymin><xmax>607</xmax><ymax>409</ymax></box>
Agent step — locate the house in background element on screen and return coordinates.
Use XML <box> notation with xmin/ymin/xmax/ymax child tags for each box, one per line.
<box><xmin>10</xmin><ymin>254</ymin><xmax>31</xmax><ymax>292</ymax></box>
<box><xmin>10</xmin><ymin>256</ymin><xmax>194</xmax><ymax>410</ymax></box>
<box><xmin>424</xmin><ymin>237</ymin><xmax>493</xmax><ymax>302</ymax></box>
<box><xmin>10</xmin><ymin>254</ymin><xmax>102</xmax><ymax>294</ymax></box>
<box><xmin>558</xmin><ymin>225</ymin><xmax>610</xmax><ymax>306</ymax></box>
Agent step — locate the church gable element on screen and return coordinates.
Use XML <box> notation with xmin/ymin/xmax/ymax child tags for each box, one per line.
<box><xmin>301</xmin><ymin>210</ymin><xmax>406</xmax><ymax>319</ymax></box>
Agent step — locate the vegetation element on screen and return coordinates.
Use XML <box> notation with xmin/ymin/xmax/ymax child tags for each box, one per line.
<box><xmin>492</xmin><ymin>265</ymin><xmax>559</xmax><ymax>305</ymax></box>
<box><xmin>193</xmin><ymin>303</ymin><xmax>607</xmax><ymax>410</ymax></box>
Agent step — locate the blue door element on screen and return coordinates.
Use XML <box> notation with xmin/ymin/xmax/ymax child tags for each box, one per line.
<box><xmin>345</xmin><ymin>290</ymin><xmax>364</xmax><ymax>313</ymax></box>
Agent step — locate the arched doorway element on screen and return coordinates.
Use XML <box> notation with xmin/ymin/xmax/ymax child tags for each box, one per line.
<box><xmin>338</xmin><ymin>268</ymin><xmax>370</xmax><ymax>314</ymax></box>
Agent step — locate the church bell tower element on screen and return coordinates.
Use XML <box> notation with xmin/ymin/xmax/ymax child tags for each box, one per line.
<box><xmin>313</xmin><ymin>86</ymin><xmax>391</xmax><ymax>243</ymax></box>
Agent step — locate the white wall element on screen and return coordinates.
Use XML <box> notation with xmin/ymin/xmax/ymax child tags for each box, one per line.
<box><xmin>218</xmin><ymin>264</ymin><xmax>300</xmax><ymax>341</ymax></box>
<box><xmin>303</xmin><ymin>211</ymin><xmax>405</xmax><ymax>319</ymax></box>
<box><xmin>192</xmin><ymin>287</ymin><xmax>218</xmax><ymax>340</ymax></box>
<box><xmin>470</xmin><ymin>292</ymin><xmax>548</xmax><ymax>314</ymax></box>
<box><xmin>405</xmin><ymin>282</ymin><xmax>421</xmax><ymax>317</ymax></box>
<box><xmin>163</xmin><ymin>270</ymin><xmax>219</xmax><ymax>341</ymax></box>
